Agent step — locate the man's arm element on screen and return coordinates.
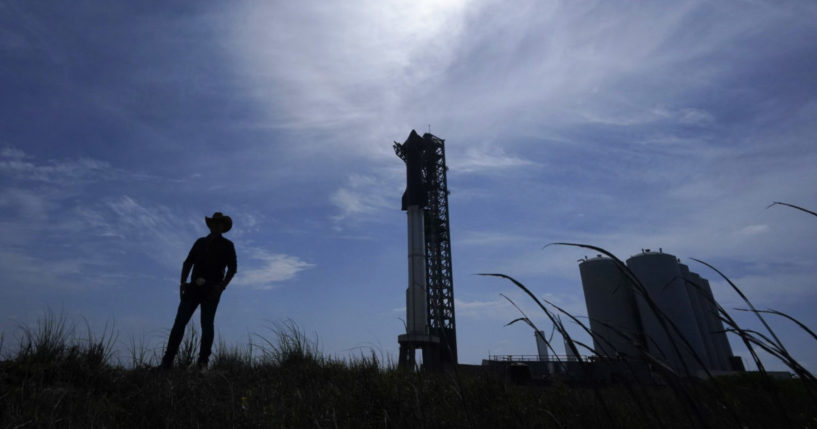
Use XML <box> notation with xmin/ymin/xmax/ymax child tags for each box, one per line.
<box><xmin>181</xmin><ymin>239</ymin><xmax>199</xmax><ymax>284</ymax></box>
<box><xmin>221</xmin><ymin>241</ymin><xmax>237</xmax><ymax>289</ymax></box>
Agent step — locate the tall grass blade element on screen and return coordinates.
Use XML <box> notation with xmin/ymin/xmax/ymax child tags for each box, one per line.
<box><xmin>482</xmin><ymin>273</ymin><xmax>619</xmax><ymax>427</ymax></box>
<box><xmin>691</xmin><ymin>259</ymin><xmax>812</xmax><ymax>422</ymax></box>
<box><xmin>690</xmin><ymin>259</ymin><xmax>786</xmax><ymax>355</ymax></box>
<box><xmin>736</xmin><ymin>308</ymin><xmax>817</xmax><ymax>344</ymax></box>
<box><xmin>500</xmin><ymin>293</ymin><xmax>563</xmax><ymax>361</ymax></box>
<box><xmin>128</xmin><ymin>334</ymin><xmax>152</xmax><ymax>368</ymax></box>
<box><xmin>767</xmin><ymin>201</ymin><xmax>817</xmax><ymax>218</ymax></box>
<box><xmin>479</xmin><ymin>273</ymin><xmax>583</xmax><ymax>363</ymax></box>
<box><xmin>80</xmin><ymin>317</ymin><xmax>117</xmax><ymax>368</ymax></box>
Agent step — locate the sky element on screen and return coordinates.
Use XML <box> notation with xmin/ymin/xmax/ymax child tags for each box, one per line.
<box><xmin>1</xmin><ymin>0</ymin><xmax>816</xmax><ymax>371</ymax></box>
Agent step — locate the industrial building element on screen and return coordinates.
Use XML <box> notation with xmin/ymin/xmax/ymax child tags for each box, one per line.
<box><xmin>579</xmin><ymin>249</ymin><xmax>742</xmax><ymax>376</ymax></box>
<box><xmin>483</xmin><ymin>249</ymin><xmax>744</xmax><ymax>382</ymax></box>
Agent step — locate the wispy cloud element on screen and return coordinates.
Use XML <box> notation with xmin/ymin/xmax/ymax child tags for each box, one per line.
<box><xmin>455</xmin><ymin>297</ymin><xmax>515</xmax><ymax>320</ymax></box>
<box><xmin>0</xmin><ymin>148</ymin><xmax>194</xmax><ymax>287</ymax></box>
<box><xmin>99</xmin><ymin>195</ymin><xmax>195</xmax><ymax>267</ymax></box>
<box><xmin>330</xmin><ymin>174</ymin><xmax>397</xmax><ymax>224</ymax></box>
<box><xmin>231</xmin><ymin>248</ymin><xmax>314</xmax><ymax>290</ymax></box>
<box><xmin>738</xmin><ymin>224</ymin><xmax>770</xmax><ymax>236</ymax></box>
<box><xmin>450</xmin><ymin>148</ymin><xmax>536</xmax><ymax>174</ymax></box>
<box><xmin>228</xmin><ymin>0</ymin><xmax>468</xmax><ymax>127</ymax></box>
<box><xmin>0</xmin><ymin>249</ymin><xmax>85</xmax><ymax>290</ymax></box>
<box><xmin>0</xmin><ymin>147</ymin><xmax>26</xmax><ymax>159</ymax></box>
<box><xmin>0</xmin><ymin>146</ymin><xmax>150</xmax><ymax>186</ymax></box>
<box><xmin>225</xmin><ymin>0</ymin><xmax>470</xmax><ymax>158</ymax></box>
<box><xmin>0</xmin><ymin>187</ymin><xmax>52</xmax><ymax>222</ymax></box>
<box><xmin>1</xmin><ymin>155</ymin><xmax>113</xmax><ymax>184</ymax></box>
<box><xmin>455</xmin><ymin>289</ymin><xmax>588</xmax><ymax>326</ymax></box>
<box><xmin>457</xmin><ymin>230</ymin><xmax>537</xmax><ymax>247</ymax></box>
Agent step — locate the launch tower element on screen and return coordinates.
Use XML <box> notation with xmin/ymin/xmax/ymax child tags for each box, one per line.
<box><xmin>394</xmin><ymin>130</ymin><xmax>458</xmax><ymax>370</ymax></box>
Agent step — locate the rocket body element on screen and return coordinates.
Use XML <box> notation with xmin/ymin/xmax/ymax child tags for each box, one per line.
<box><xmin>406</xmin><ymin>205</ymin><xmax>428</xmax><ymax>334</ymax></box>
<box><xmin>398</xmin><ymin>130</ymin><xmax>429</xmax><ymax>335</ymax></box>
<box><xmin>400</xmin><ymin>130</ymin><xmax>426</xmax><ymax>210</ymax></box>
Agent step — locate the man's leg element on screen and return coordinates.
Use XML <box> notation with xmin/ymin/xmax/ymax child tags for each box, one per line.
<box><xmin>161</xmin><ymin>299</ymin><xmax>199</xmax><ymax>368</ymax></box>
<box><xmin>198</xmin><ymin>295</ymin><xmax>220</xmax><ymax>366</ymax></box>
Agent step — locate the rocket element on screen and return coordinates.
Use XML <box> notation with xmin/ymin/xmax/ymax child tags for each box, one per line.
<box><xmin>398</xmin><ymin>130</ymin><xmax>428</xmax><ymax>336</ymax></box>
<box><xmin>400</xmin><ymin>130</ymin><xmax>427</xmax><ymax>210</ymax></box>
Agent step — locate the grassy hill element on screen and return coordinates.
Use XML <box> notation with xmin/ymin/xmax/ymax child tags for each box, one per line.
<box><xmin>1</xmin><ymin>316</ymin><xmax>815</xmax><ymax>428</ymax></box>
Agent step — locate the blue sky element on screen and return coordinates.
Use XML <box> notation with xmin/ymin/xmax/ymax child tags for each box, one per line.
<box><xmin>2</xmin><ymin>0</ymin><xmax>816</xmax><ymax>371</ymax></box>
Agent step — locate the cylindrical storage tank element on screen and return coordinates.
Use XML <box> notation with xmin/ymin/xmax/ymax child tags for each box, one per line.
<box><xmin>535</xmin><ymin>330</ymin><xmax>549</xmax><ymax>361</ymax></box>
<box><xmin>680</xmin><ymin>266</ymin><xmax>717</xmax><ymax>371</ymax></box>
<box><xmin>627</xmin><ymin>250</ymin><xmax>708</xmax><ymax>375</ymax></box>
<box><xmin>697</xmin><ymin>277</ymin><xmax>734</xmax><ymax>370</ymax></box>
<box><xmin>564</xmin><ymin>336</ymin><xmax>578</xmax><ymax>362</ymax></box>
<box><xmin>579</xmin><ymin>256</ymin><xmax>643</xmax><ymax>358</ymax></box>
<box><xmin>690</xmin><ymin>271</ymin><xmax>725</xmax><ymax>371</ymax></box>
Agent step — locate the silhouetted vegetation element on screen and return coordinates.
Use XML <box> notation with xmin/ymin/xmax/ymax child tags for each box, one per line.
<box><xmin>1</xmin><ymin>312</ymin><xmax>815</xmax><ymax>428</ymax></box>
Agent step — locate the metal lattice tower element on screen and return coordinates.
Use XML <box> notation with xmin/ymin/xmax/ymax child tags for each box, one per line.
<box><xmin>394</xmin><ymin>132</ymin><xmax>457</xmax><ymax>369</ymax></box>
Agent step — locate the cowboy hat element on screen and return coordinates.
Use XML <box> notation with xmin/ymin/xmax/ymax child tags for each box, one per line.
<box><xmin>205</xmin><ymin>212</ymin><xmax>232</xmax><ymax>233</ymax></box>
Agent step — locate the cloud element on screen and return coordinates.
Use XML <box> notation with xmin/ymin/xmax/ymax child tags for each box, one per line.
<box><xmin>455</xmin><ymin>297</ymin><xmax>516</xmax><ymax>320</ymax></box>
<box><xmin>457</xmin><ymin>230</ymin><xmax>537</xmax><ymax>247</ymax></box>
<box><xmin>677</xmin><ymin>108</ymin><xmax>716</xmax><ymax>126</ymax></box>
<box><xmin>0</xmin><ymin>179</ymin><xmax>196</xmax><ymax>289</ymax></box>
<box><xmin>388</xmin><ymin>295</ymin><xmax>515</xmax><ymax>320</ymax></box>
<box><xmin>455</xmin><ymin>288</ymin><xmax>588</xmax><ymax>323</ymax></box>
<box><xmin>229</xmin><ymin>0</ymin><xmax>468</xmax><ymax>126</ymax></box>
<box><xmin>450</xmin><ymin>148</ymin><xmax>536</xmax><ymax>174</ymax></box>
<box><xmin>738</xmin><ymin>224</ymin><xmax>770</xmax><ymax>236</ymax></box>
<box><xmin>225</xmin><ymin>0</ymin><xmax>471</xmax><ymax>158</ymax></box>
<box><xmin>0</xmin><ymin>249</ymin><xmax>85</xmax><ymax>290</ymax></box>
<box><xmin>220</xmin><ymin>0</ymin><xmax>817</xmax><ymax>177</ymax></box>
<box><xmin>231</xmin><ymin>249</ymin><xmax>314</xmax><ymax>290</ymax></box>
<box><xmin>1</xmin><ymin>156</ymin><xmax>113</xmax><ymax>184</ymax></box>
<box><xmin>330</xmin><ymin>189</ymin><xmax>370</xmax><ymax>218</ymax></box>
<box><xmin>0</xmin><ymin>187</ymin><xmax>52</xmax><ymax>221</ymax></box>
<box><xmin>330</xmin><ymin>174</ymin><xmax>396</xmax><ymax>223</ymax></box>
<box><xmin>1</xmin><ymin>146</ymin><xmax>26</xmax><ymax>159</ymax></box>
<box><xmin>0</xmin><ymin>147</ymin><xmax>151</xmax><ymax>186</ymax></box>
<box><xmin>0</xmin><ymin>150</ymin><xmax>188</xmax><ymax>289</ymax></box>
<box><xmin>710</xmin><ymin>270</ymin><xmax>817</xmax><ymax>309</ymax></box>
<box><xmin>106</xmin><ymin>196</ymin><xmax>178</xmax><ymax>236</ymax></box>
<box><xmin>93</xmin><ymin>195</ymin><xmax>196</xmax><ymax>266</ymax></box>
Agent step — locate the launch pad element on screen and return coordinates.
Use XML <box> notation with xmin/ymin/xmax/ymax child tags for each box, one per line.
<box><xmin>394</xmin><ymin>130</ymin><xmax>457</xmax><ymax>371</ymax></box>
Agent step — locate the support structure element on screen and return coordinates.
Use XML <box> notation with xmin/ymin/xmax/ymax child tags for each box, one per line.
<box><xmin>395</xmin><ymin>130</ymin><xmax>458</xmax><ymax>370</ymax></box>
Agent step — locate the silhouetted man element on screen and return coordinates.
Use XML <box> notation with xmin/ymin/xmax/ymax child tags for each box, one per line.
<box><xmin>161</xmin><ymin>212</ymin><xmax>237</xmax><ymax>369</ymax></box>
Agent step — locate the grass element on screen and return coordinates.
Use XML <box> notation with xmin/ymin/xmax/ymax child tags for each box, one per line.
<box><xmin>1</xmin><ymin>311</ymin><xmax>816</xmax><ymax>428</ymax></box>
